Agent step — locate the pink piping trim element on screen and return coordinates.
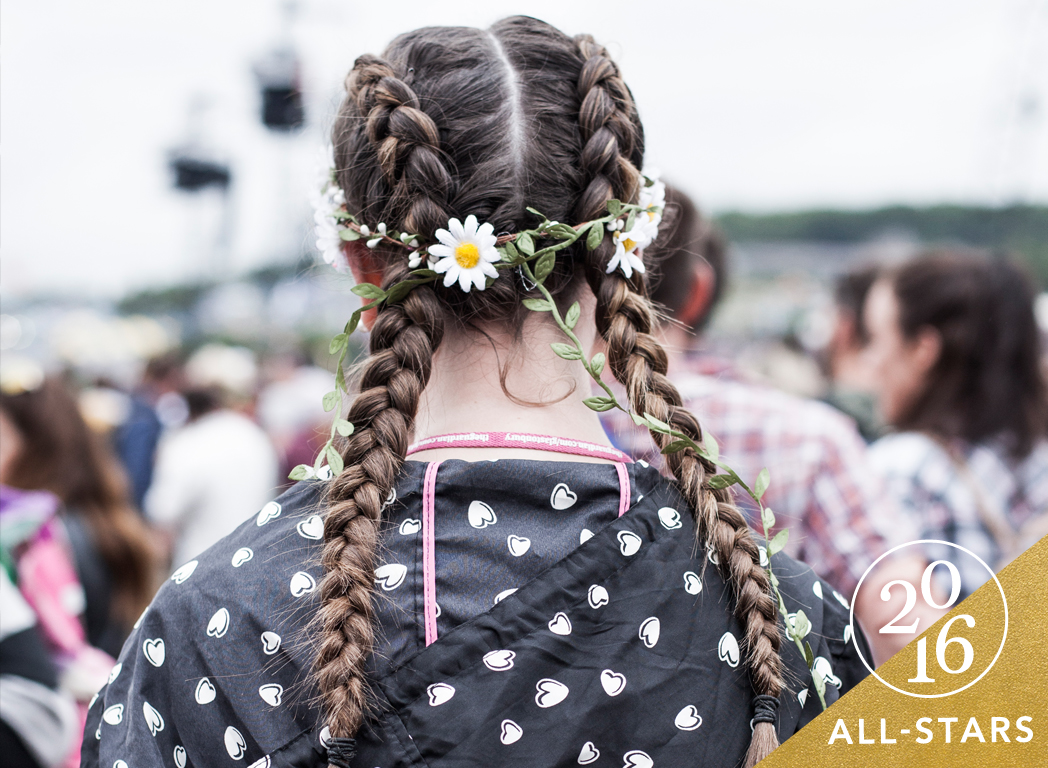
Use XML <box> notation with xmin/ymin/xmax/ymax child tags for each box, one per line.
<box><xmin>615</xmin><ymin>462</ymin><xmax>631</xmax><ymax>518</ymax></box>
<box><xmin>407</xmin><ymin>431</ymin><xmax>632</xmax><ymax>463</ymax></box>
<box><xmin>421</xmin><ymin>460</ymin><xmax>441</xmax><ymax>646</ymax></box>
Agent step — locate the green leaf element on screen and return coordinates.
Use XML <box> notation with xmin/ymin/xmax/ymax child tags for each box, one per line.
<box><xmin>804</xmin><ymin>641</ymin><xmax>816</xmax><ymax>670</ymax></box>
<box><xmin>335</xmin><ymin>364</ymin><xmax>346</xmax><ymax>392</ymax></box>
<box><xmin>339</xmin><ymin>228</ymin><xmax>361</xmax><ymax>241</ymax></box>
<box><xmin>329</xmin><ymin>333</ymin><xmax>347</xmax><ymax>355</ymax></box>
<box><xmin>565</xmin><ymin>302</ymin><xmax>581</xmax><ymax>329</ymax></box>
<box><xmin>760</xmin><ymin>505</ymin><xmax>777</xmax><ymax>531</ymax></box>
<box><xmin>325</xmin><ymin>445</ymin><xmax>344</xmax><ymax>476</ymax></box>
<box><xmin>385</xmin><ymin>281</ymin><xmax>413</xmax><ymax>305</ymax></box>
<box><xmin>589</xmin><ymin>352</ymin><xmax>605</xmax><ymax>376</ymax></box>
<box><xmin>643</xmin><ymin>413</ymin><xmax>672</xmax><ymax>432</ymax></box>
<box><xmin>791</xmin><ymin>609</ymin><xmax>811</xmax><ymax>641</ymax></box>
<box><xmin>755</xmin><ymin>468</ymin><xmax>771</xmax><ymax>500</ymax></box>
<box><xmin>517</xmin><ymin>232</ymin><xmax>535</xmax><ymax>256</ymax></box>
<box><xmin>345</xmin><ymin>309</ymin><xmax>363</xmax><ymax>336</ymax></box>
<box><xmin>607</xmin><ymin>199</ymin><xmax>622</xmax><ymax>217</ymax></box>
<box><xmin>351</xmin><ymin>283</ymin><xmax>386</xmax><ymax>300</ymax></box>
<box><xmin>410</xmin><ymin>269</ymin><xmax>437</xmax><ymax>279</ymax></box>
<box><xmin>586</xmin><ymin>221</ymin><xmax>604</xmax><ymax>250</ymax></box>
<box><xmin>703</xmin><ymin>432</ymin><xmax>720</xmax><ymax>462</ymax></box>
<box><xmin>550</xmin><ymin>342</ymin><xmax>582</xmax><ymax>360</ymax></box>
<box><xmin>523</xmin><ymin>298</ymin><xmax>553</xmax><ymax>312</ymax></box>
<box><xmin>288</xmin><ymin>464</ymin><xmax>312</xmax><ymax>481</ymax></box>
<box><xmin>534</xmin><ymin>251</ymin><xmax>555</xmax><ymax>282</ymax></box>
<box><xmin>583</xmin><ymin>396</ymin><xmax>616</xmax><ymax>412</ymax></box>
<box><xmin>767</xmin><ymin>528</ymin><xmax>789</xmax><ymax>556</ymax></box>
<box><xmin>661</xmin><ymin>439</ymin><xmax>692</xmax><ymax>455</ymax></box>
<box><xmin>504</xmin><ymin>241</ymin><xmax>520</xmax><ymax>261</ymax></box>
<box><xmin>630</xmin><ymin>412</ymin><xmax>650</xmax><ymax>427</ymax></box>
<box><xmin>335</xmin><ymin>419</ymin><xmax>354</xmax><ymax>437</ymax></box>
<box><xmin>707</xmin><ymin>474</ymin><xmax>736</xmax><ymax>490</ymax></box>
<box><xmin>625</xmin><ymin>210</ymin><xmax>636</xmax><ymax>231</ymax></box>
<box><xmin>322</xmin><ymin>390</ymin><xmax>340</xmax><ymax>412</ymax></box>
<box><xmin>525</xmin><ymin>206</ymin><xmax>548</xmax><ymax>220</ymax></box>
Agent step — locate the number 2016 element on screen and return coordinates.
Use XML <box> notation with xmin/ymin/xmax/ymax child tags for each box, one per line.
<box><xmin>878</xmin><ymin>560</ymin><xmax>974</xmax><ymax>683</ymax></box>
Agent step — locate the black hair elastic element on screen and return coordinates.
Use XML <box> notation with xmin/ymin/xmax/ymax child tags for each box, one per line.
<box><xmin>326</xmin><ymin>737</ymin><xmax>357</xmax><ymax>768</ymax></box>
<box><xmin>752</xmin><ymin>694</ymin><xmax>780</xmax><ymax>725</ymax></box>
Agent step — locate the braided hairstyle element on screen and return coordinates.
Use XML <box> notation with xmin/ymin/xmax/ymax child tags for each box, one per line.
<box><xmin>320</xmin><ymin>16</ymin><xmax>783</xmax><ymax>766</ymax></box>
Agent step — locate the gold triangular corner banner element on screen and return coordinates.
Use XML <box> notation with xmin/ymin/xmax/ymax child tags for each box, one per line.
<box><xmin>761</xmin><ymin>536</ymin><xmax>1048</xmax><ymax>767</ymax></box>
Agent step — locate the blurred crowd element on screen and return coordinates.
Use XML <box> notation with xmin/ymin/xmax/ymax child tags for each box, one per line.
<box><xmin>1</xmin><ymin>188</ymin><xmax>1046</xmax><ymax>767</ymax></box>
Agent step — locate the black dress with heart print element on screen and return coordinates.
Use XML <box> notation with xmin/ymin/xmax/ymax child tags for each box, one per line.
<box><xmin>81</xmin><ymin>459</ymin><xmax>870</xmax><ymax>768</ymax></box>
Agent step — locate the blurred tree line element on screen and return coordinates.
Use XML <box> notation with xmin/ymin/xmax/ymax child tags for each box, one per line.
<box><xmin>717</xmin><ymin>205</ymin><xmax>1048</xmax><ymax>285</ymax></box>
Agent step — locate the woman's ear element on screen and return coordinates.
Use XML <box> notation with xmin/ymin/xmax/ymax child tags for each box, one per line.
<box><xmin>913</xmin><ymin>326</ymin><xmax>943</xmax><ymax>375</ymax></box>
<box><xmin>345</xmin><ymin>241</ymin><xmax>385</xmax><ymax>331</ymax></box>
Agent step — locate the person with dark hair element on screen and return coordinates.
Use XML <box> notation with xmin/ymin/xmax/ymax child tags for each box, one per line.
<box><xmin>84</xmin><ymin>19</ymin><xmax>868</xmax><ymax>768</ymax></box>
<box><xmin>606</xmin><ymin>187</ymin><xmax>939</xmax><ymax>665</ymax></box>
<box><xmin>865</xmin><ymin>249</ymin><xmax>1048</xmax><ymax>598</ymax></box>
<box><xmin>823</xmin><ymin>265</ymin><xmax>883</xmax><ymax>440</ymax></box>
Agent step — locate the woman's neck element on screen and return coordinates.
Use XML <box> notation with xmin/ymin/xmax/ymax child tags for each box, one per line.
<box><xmin>410</xmin><ymin>311</ymin><xmax>615</xmax><ymax>462</ymax></box>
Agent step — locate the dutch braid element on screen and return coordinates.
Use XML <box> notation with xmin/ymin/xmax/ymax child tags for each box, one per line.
<box><xmin>316</xmin><ymin>56</ymin><xmax>450</xmax><ymax>747</ymax></box>
<box><xmin>572</xmin><ymin>35</ymin><xmax>785</xmax><ymax>768</ymax></box>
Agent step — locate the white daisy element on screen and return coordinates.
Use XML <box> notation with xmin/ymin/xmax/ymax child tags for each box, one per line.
<box><xmin>606</xmin><ymin>217</ymin><xmax>655</xmax><ymax>279</ymax></box>
<box><xmin>638</xmin><ymin>169</ymin><xmax>666</xmax><ymax>228</ymax></box>
<box><xmin>428</xmin><ymin>215</ymin><xmax>500</xmax><ymax>292</ymax></box>
<box><xmin>311</xmin><ymin>146</ymin><xmax>350</xmax><ymax>272</ymax></box>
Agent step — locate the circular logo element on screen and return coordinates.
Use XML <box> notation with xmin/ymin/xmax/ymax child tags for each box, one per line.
<box><xmin>849</xmin><ymin>539</ymin><xmax>1007</xmax><ymax>699</ymax></box>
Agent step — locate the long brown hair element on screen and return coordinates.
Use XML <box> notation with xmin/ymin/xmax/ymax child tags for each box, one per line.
<box><xmin>0</xmin><ymin>378</ymin><xmax>157</xmax><ymax>627</ymax></box>
<box><xmin>320</xmin><ymin>17</ymin><xmax>782</xmax><ymax>765</ymax></box>
<box><xmin>889</xmin><ymin>249</ymin><xmax>1048</xmax><ymax>458</ymax></box>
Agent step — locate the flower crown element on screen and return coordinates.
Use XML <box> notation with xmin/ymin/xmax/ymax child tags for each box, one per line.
<box><xmin>313</xmin><ymin>148</ymin><xmax>666</xmax><ymax>294</ymax></box>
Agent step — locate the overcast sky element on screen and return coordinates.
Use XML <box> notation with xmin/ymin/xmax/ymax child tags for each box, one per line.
<box><xmin>3</xmin><ymin>0</ymin><xmax>1046</xmax><ymax>298</ymax></box>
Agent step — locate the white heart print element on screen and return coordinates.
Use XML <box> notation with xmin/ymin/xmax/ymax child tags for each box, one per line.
<box><xmin>493</xmin><ymin>588</ymin><xmax>517</xmax><ymax>604</ymax></box>
<box><xmin>813</xmin><ymin>581</ymin><xmax>824</xmax><ymax>599</ymax></box>
<box><xmin>207</xmin><ymin>607</ymin><xmax>231</xmax><ymax>638</ymax></box>
<box><xmin>261</xmin><ymin>631</ymin><xmax>281</xmax><ymax>655</ymax></box>
<box><xmin>507</xmin><ymin>535</ymin><xmax>531</xmax><ymax>557</ymax></box>
<box><xmin>468</xmin><ymin>500</ymin><xmax>497</xmax><ymax>529</ymax></box>
<box><xmin>225</xmin><ymin>726</ymin><xmax>247</xmax><ymax>760</ymax></box>
<box><xmin>195</xmin><ymin>677</ymin><xmax>217</xmax><ymax>705</ymax></box>
<box><xmin>143</xmin><ymin>637</ymin><xmax>165</xmax><ymax>667</ymax></box>
<box><xmin>248</xmin><ymin>758</ymin><xmax>271</xmax><ymax>768</ymax></box>
<box><xmin>550</xmin><ymin>483</ymin><xmax>578</xmax><ymax>510</ymax></box>
<box><xmin>319</xmin><ymin>726</ymin><xmax>331</xmax><ymax>748</ymax></box>
<box><xmin>683</xmin><ymin>571</ymin><xmax>703</xmax><ymax>595</ymax></box>
<box><xmin>296</xmin><ymin>515</ymin><xmax>324</xmax><ymax>540</ymax></box>
<box><xmin>706</xmin><ymin>543</ymin><xmax>720</xmax><ymax>565</ymax></box>
<box><xmin>427</xmin><ymin>682</ymin><xmax>455</xmax><ymax>706</ymax></box>
<box><xmin>382</xmin><ymin>488</ymin><xmax>397</xmax><ymax>509</ymax></box>
<box><xmin>170</xmin><ymin>560</ymin><xmax>198</xmax><ymax>584</ymax></box>
<box><xmin>316</xmin><ymin>465</ymin><xmax>333</xmax><ymax>481</ymax></box>
<box><xmin>587</xmin><ymin>584</ymin><xmax>609</xmax><ymax>608</ymax></box>
<box><xmin>833</xmin><ymin>590</ymin><xmax>850</xmax><ymax>609</ymax></box>
<box><xmin>102</xmin><ymin>704</ymin><xmax>123</xmax><ymax>725</ymax></box>
<box><xmin>231</xmin><ymin>547</ymin><xmax>253</xmax><ymax>567</ymax></box>
<box><xmin>399</xmin><ymin>518</ymin><xmax>421</xmax><ymax>535</ymax></box>
<box><xmin>758</xmin><ymin>546</ymin><xmax>769</xmax><ymax>567</ymax></box>
<box><xmin>256</xmin><ymin>501</ymin><xmax>281</xmax><ymax>526</ymax></box>
<box><xmin>718</xmin><ymin>631</ymin><xmax>741</xmax><ymax>668</ymax></box>
<box><xmin>658</xmin><ymin>506</ymin><xmax>682</xmax><ymax>530</ymax></box>
<box><xmin>88</xmin><ymin>693</ymin><xmax>98</xmax><ymax>710</ymax></box>
<box><xmin>617</xmin><ymin>531</ymin><xmax>642</xmax><ymax>557</ymax></box>
<box><xmin>639</xmin><ymin>617</ymin><xmax>660</xmax><ymax>649</ymax></box>
<box><xmin>174</xmin><ymin>745</ymin><xmax>187</xmax><ymax>768</ymax></box>
<box><xmin>143</xmin><ymin>701</ymin><xmax>164</xmax><ymax>736</ymax></box>
<box><xmin>578</xmin><ymin>742</ymin><xmax>600</xmax><ymax>765</ymax></box>
<box><xmin>107</xmin><ymin>662</ymin><xmax>122</xmax><ymax>684</ymax></box>
<box><xmin>844</xmin><ymin>624</ymin><xmax>853</xmax><ymax>644</ymax></box>
<box><xmin>600</xmin><ymin>669</ymin><xmax>627</xmax><ymax>696</ymax></box>
<box><xmin>798</xmin><ymin>688</ymin><xmax>809</xmax><ymax>707</ymax></box>
<box><xmin>374</xmin><ymin>563</ymin><xmax>407</xmax><ymax>591</ymax></box>
<box><xmin>483</xmin><ymin>649</ymin><xmax>516</xmax><ymax>671</ymax></box>
<box><xmin>259</xmin><ymin>683</ymin><xmax>283</xmax><ymax>707</ymax></box>
<box><xmin>623</xmin><ymin>750</ymin><xmax>653</xmax><ymax>768</ymax></box>
<box><xmin>548</xmin><ymin>612</ymin><xmax>572</xmax><ymax>636</ymax></box>
<box><xmin>579</xmin><ymin>528</ymin><xmax>594</xmax><ymax>544</ymax></box>
<box><xmin>535</xmin><ymin>678</ymin><xmax>570</xmax><ymax>708</ymax></box>
<box><xmin>290</xmin><ymin>571</ymin><xmax>317</xmax><ymax>597</ymax></box>
<box><xmin>114</xmin><ymin>761</ymin><xmax>128</xmax><ymax>768</ymax></box>
<box><xmin>675</xmin><ymin>704</ymin><xmax>702</xmax><ymax>730</ymax></box>
<box><xmin>500</xmin><ymin>719</ymin><xmax>523</xmax><ymax>745</ymax></box>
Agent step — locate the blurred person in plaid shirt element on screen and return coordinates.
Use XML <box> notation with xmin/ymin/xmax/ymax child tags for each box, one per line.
<box><xmin>602</xmin><ymin>187</ymin><xmax>942</xmax><ymax>662</ymax></box>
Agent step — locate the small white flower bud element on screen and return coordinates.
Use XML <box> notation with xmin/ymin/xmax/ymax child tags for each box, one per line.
<box><xmin>359</xmin><ymin>225</ymin><xmax>371</xmax><ymax>236</ymax></box>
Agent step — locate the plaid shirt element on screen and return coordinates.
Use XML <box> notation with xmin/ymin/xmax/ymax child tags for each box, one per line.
<box><xmin>603</xmin><ymin>357</ymin><xmax>914</xmax><ymax>596</ymax></box>
<box><xmin>869</xmin><ymin>433</ymin><xmax>1048</xmax><ymax>599</ymax></box>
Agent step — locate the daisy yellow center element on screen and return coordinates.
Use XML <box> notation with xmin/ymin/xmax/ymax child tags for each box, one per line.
<box><xmin>454</xmin><ymin>242</ymin><xmax>480</xmax><ymax>269</ymax></box>
<box><xmin>622</xmin><ymin>238</ymin><xmax>637</xmax><ymax>252</ymax></box>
